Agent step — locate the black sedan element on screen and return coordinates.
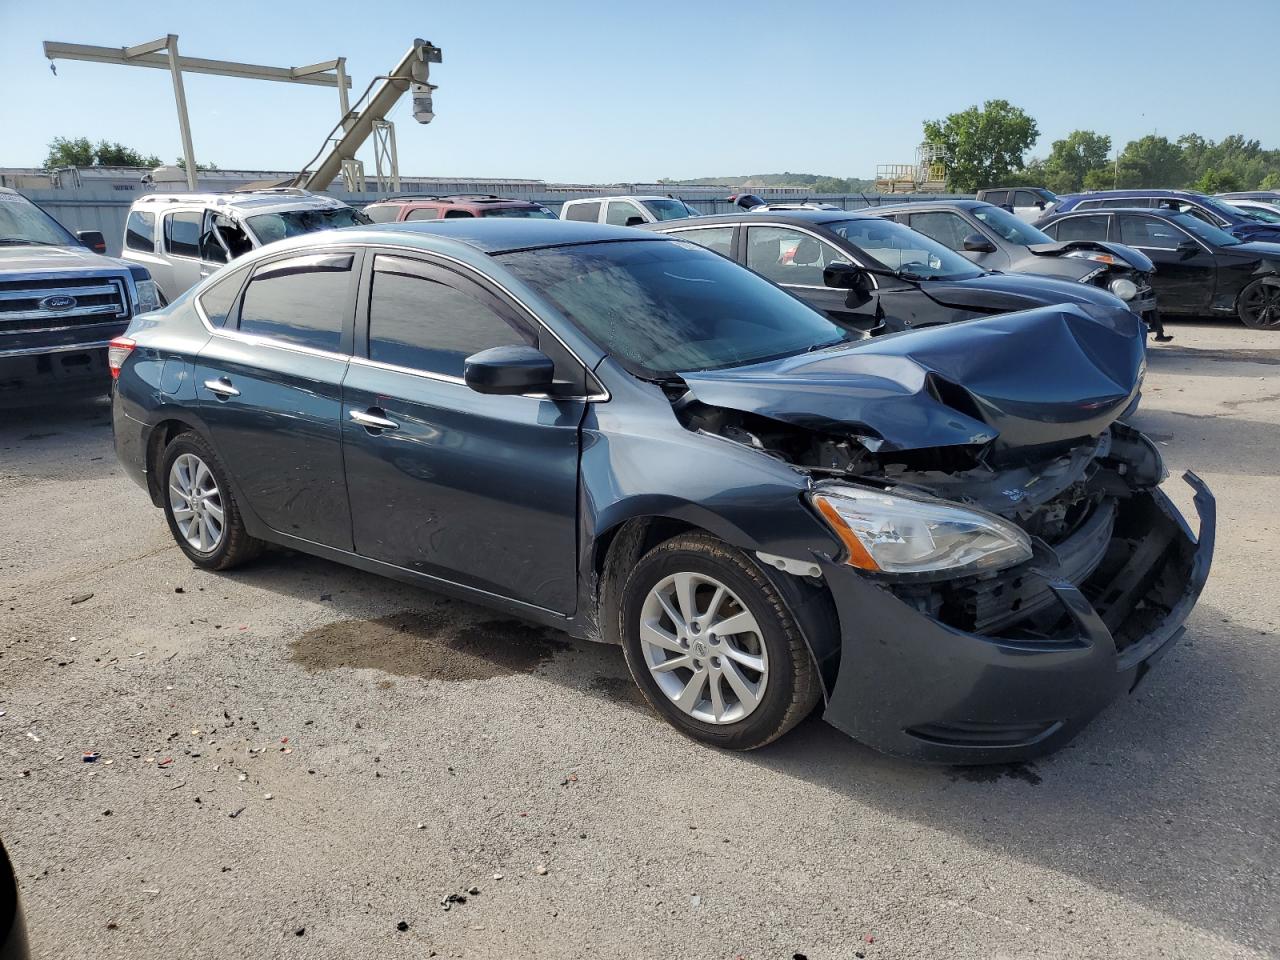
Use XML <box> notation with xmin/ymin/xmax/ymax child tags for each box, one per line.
<box><xmin>641</xmin><ymin>210</ymin><xmax>1147</xmax><ymax>338</ymax></box>
<box><xmin>110</xmin><ymin>219</ymin><xmax>1213</xmax><ymax>763</ymax></box>
<box><xmin>1036</xmin><ymin>207</ymin><xmax>1280</xmax><ymax>329</ymax></box>
<box><xmin>866</xmin><ymin>200</ymin><xmax>1163</xmax><ymax>335</ymax></box>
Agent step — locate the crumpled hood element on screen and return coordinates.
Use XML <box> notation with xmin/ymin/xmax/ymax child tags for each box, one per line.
<box><xmin>680</xmin><ymin>303</ymin><xmax>1146</xmax><ymax>454</ymax></box>
<box><xmin>918</xmin><ymin>271</ymin><xmax>1125</xmax><ymax>313</ymax></box>
<box><xmin>1025</xmin><ymin>239</ymin><xmax>1154</xmax><ymax>273</ymax></box>
<box><xmin>1229</xmin><ymin>222</ymin><xmax>1280</xmax><ymax>243</ymax></box>
<box><xmin>0</xmin><ymin>244</ymin><xmax>132</xmax><ymax>273</ymax></box>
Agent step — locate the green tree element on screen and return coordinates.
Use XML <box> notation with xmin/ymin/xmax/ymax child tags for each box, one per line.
<box><xmin>93</xmin><ymin>141</ymin><xmax>161</xmax><ymax>167</ymax></box>
<box><xmin>1261</xmin><ymin>171</ymin><xmax>1280</xmax><ymax>191</ymax></box>
<box><xmin>44</xmin><ymin>136</ymin><xmax>161</xmax><ymax>169</ymax></box>
<box><xmin>1042</xmin><ymin>130</ymin><xmax>1112</xmax><ymax>194</ymax></box>
<box><xmin>1115</xmin><ymin>135</ymin><xmax>1189</xmax><ymax>188</ymax></box>
<box><xmin>176</xmin><ymin>157</ymin><xmax>220</xmax><ymax>172</ymax></box>
<box><xmin>44</xmin><ymin>136</ymin><xmax>95</xmax><ymax>168</ymax></box>
<box><xmin>923</xmin><ymin>100</ymin><xmax>1039</xmax><ymax>193</ymax></box>
<box><xmin>1082</xmin><ymin>166</ymin><xmax>1116</xmax><ymax>191</ymax></box>
<box><xmin>1194</xmin><ymin>169</ymin><xmax>1242</xmax><ymax>193</ymax></box>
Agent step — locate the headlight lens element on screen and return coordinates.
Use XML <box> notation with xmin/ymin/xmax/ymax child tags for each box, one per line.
<box><xmin>134</xmin><ymin>279</ymin><xmax>161</xmax><ymax>313</ymax></box>
<box><xmin>1109</xmin><ymin>277</ymin><xmax>1138</xmax><ymax>301</ymax></box>
<box><xmin>1064</xmin><ymin>249</ymin><xmax>1120</xmax><ymax>265</ymax></box>
<box><xmin>811</xmin><ymin>486</ymin><xmax>1033</xmax><ymax>576</ymax></box>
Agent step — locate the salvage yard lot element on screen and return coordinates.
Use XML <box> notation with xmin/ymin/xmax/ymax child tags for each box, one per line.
<box><xmin>1</xmin><ymin>321</ymin><xmax>1277</xmax><ymax>959</ymax></box>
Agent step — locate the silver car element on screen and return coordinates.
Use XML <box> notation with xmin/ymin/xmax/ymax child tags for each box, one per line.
<box><xmin>120</xmin><ymin>189</ymin><xmax>368</xmax><ymax>302</ymax></box>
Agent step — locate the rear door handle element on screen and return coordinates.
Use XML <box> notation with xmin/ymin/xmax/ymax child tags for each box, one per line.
<box><xmin>203</xmin><ymin>377</ymin><xmax>239</xmax><ymax>398</ymax></box>
<box><xmin>350</xmin><ymin>408</ymin><xmax>399</xmax><ymax>431</ymax></box>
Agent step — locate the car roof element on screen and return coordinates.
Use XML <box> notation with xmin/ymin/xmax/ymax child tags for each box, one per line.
<box><xmin>132</xmin><ymin>189</ymin><xmax>349</xmax><ymax>216</ymax></box>
<box><xmin>641</xmin><ymin>209</ymin><xmax>869</xmax><ymax>228</ymax></box>
<box><xmin>566</xmin><ymin>196</ymin><xmax>676</xmax><ymax>203</ymax></box>
<box><xmin>1043</xmin><ymin>206</ymin><xmax>1188</xmax><ymax>219</ymax></box>
<box><xmin>1059</xmin><ymin>189</ymin><xmax>1202</xmax><ymax>201</ymax></box>
<box><xmin>865</xmin><ymin>199</ymin><xmax>990</xmax><ymax>213</ymax></box>
<box><xmin>368</xmin><ymin>195</ymin><xmax>542</xmax><ymax>208</ymax></box>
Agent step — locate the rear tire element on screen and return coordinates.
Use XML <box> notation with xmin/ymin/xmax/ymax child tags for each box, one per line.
<box><xmin>160</xmin><ymin>432</ymin><xmax>263</xmax><ymax>570</ymax></box>
<box><xmin>619</xmin><ymin>532</ymin><xmax>820</xmax><ymax>750</ymax></box>
<box><xmin>1237</xmin><ymin>279</ymin><xmax>1280</xmax><ymax>329</ymax></box>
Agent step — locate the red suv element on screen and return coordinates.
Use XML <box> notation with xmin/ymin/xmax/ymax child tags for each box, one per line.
<box><xmin>363</xmin><ymin>194</ymin><xmax>556</xmax><ymax>222</ymax></box>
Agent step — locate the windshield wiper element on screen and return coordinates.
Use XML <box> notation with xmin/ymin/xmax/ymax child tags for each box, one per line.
<box><xmin>0</xmin><ymin>238</ymin><xmax>47</xmax><ymax>246</ymax></box>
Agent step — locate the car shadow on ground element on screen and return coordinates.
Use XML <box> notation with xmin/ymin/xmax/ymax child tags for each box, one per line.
<box><xmin>226</xmin><ymin>545</ymin><xmax>1275</xmax><ymax>952</ymax></box>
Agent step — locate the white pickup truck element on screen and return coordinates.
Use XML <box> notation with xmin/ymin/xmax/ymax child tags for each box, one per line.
<box><xmin>560</xmin><ymin>195</ymin><xmax>701</xmax><ymax>226</ymax></box>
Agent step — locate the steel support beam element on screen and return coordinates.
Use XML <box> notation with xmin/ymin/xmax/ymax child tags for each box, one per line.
<box><xmin>43</xmin><ymin>41</ymin><xmax>352</xmax><ymax>89</ymax></box>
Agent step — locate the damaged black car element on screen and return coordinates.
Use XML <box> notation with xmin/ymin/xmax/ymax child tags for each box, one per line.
<box><xmin>111</xmin><ymin>220</ymin><xmax>1214</xmax><ymax>763</ymax></box>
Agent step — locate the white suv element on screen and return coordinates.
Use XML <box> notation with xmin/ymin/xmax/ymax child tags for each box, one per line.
<box><xmin>560</xmin><ymin>195</ymin><xmax>700</xmax><ymax>226</ymax></box>
<box><xmin>120</xmin><ymin>189</ymin><xmax>368</xmax><ymax>301</ymax></box>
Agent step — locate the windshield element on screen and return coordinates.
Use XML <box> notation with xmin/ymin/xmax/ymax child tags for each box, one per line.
<box><xmin>826</xmin><ymin>218</ymin><xmax>983</xmax><ymax>280</ymax></box>
<box><xmin>971</xmin><ymin>204</ymin><xmax>1054</xmax><ymax>245</ymax></box>
<box><xmin>245</xmin><ymin>206</ymin><xmax>370</xmax><ymax>244</ymax></box>
<box><xmin>1192</xmin><ymin>196</ymin><xmax>1250</xmax><ymax>223</ymax></box>
<box><xmin>0</xmin><ymin>193</ymin><xmax>77</xmax><ymax>246</ymax></box>
<box><xmin>1228</xmin><ymin>203</ymin><xmax>1280</xmax><ymax>223</ymax></box>
<box><xmin>642</xmin><ymin>199</ymin><xmax>699</xmax><ymax>221</ymax></box>
<box><xmin>500</xmin><ymin>240</ymin><xmax>853</xmax><ymax>378</ymax></box>
<box><xmin>1169</xmin><ymin>212</ymin><xmax>1242</xmax><ymax>246</ymax></box>
<box><xmin>481</xmin><ymin>205</ymin><xmax>558</xmax><ymax>219</ymax></box>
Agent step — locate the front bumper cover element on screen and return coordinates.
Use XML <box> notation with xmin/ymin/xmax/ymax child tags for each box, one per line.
<box><xmin>818</xmin><ymin>472</ymin><xmax>1215</xmax><ymax>763</ymax></box>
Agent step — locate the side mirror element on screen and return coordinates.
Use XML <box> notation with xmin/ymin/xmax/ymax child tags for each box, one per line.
<box><xmin>1176</xmin><ymin>238</ymin><xmax>1201</xmax><ymax>259</ymax></box>
<box><xmin>823</xmin><ymin>261</ymin><xmax>871</xmax><ymax>294</ymax></box>
<box><xmin>1036</xmin><ymin>200</ymin><xmax>1046</xmax><ymax>209</ymax></box>
<box><xmin>464</xmin><ymin>345</ymin><xmax>555</xmax><ymax>396</ymax></box>
<box><xmin>77</xmin><ymin>230</ymin><xmax>106</xmax><ymax>254</ymax></box>
<box><xmin>962</xmin><ymin>233</ymin><xmax>998</xmax><ymax>254</ymax></box>
<box><xmin>624</xmin><ymin>215</ymin><xmax>646</xmax><ymax>227</ymax></box>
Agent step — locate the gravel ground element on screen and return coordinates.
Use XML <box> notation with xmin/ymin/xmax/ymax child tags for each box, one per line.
<box><xmin>1</xmin><ymin>319</ymin><xmax>1277</xmax><ymax>960</ymax></box>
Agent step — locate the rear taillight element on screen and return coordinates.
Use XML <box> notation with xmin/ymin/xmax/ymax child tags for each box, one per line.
<box><xmin>107</xmin><ymin>337</ymin><xmax>136</xmax><ymax>379</ymax></box>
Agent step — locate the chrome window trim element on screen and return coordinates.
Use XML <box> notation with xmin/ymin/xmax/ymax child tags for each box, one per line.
<box><xmin>192</xmin><ymin>241</ymin><xmax>610</xmax><ymax>401</ymax></box>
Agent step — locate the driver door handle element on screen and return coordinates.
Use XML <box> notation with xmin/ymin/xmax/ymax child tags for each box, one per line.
<box><xmin>350</xmin><ymin>408</ymin><xmax>399</xmax><ymax>431</ymax></box>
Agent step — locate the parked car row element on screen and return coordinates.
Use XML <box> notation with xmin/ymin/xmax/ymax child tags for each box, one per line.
<box><xmin>108</xmin><ymin>217</ymin><xmax>1214</xmax><ymax>762</ymax></box>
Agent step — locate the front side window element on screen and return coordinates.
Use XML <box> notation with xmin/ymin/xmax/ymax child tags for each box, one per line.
<box><xmin>829</xmin><ymin>218</ymin><xmax>981</xmax><ymax>279</ymax></box>
<box><xmin>500</xmin><ymin>240</ymin><xmax>853</xmax><ymax>378</ymax></box>
<box><xmin>745</xmin><ymin>226</ymin><xmax>847</xmax><ymax>286</ymax></box>
<box><xmin>907</xmin><ymin>211</ymin><xmax>974</xmax><ymax>251</ymax></box>
<box><xmin>606</xmin><ymin>201</ymin><xmax>643</xmax><ymax>226</ymax></box>
<box><xmin>125</xmin><ymin>210</ymin><xmax>156</xmax><ymax>252</ymax></box>
<box><xmin>405</xmin><ymin>207</ymin><xmax>441</xmax><ymax>221</ymax></box>
<box><xmin>244</xmin><ymin>206</ymin><xmax>369</xmax><ymax>245</ymax></box>
<box><xmin>238</xmin><ymin>252</ymin><xmax>353</xmax><ymax>352</ymax></box>
<box><xmin>563</xmin><ymin>201</ymin><xmax>601</xmax><ymax>222</ymax></box>
<box><xmin>666</xmin><ymin>226</ymin><xmax>734</xmax><ymax>257</ymax></box>
<box><xmin>971</xmin><ymin>204</ymin><xmax>1054</xmax><ymax>245</ymax></box>
<box><xmin>1013</xmin><ymin>190</ymin><xmax>1043</xmax><ymax>208</ymax></box>
<box><xmin>1051</xmin><ymin>214</ymin><xmax>1109</xmax><ymax>242</ymax></box>
<box><xmin>367</xmin><ymin>255</ymin><xmax>531</xmax><ymax>377</ymax></box>
<box><xmin>164</xmin><ymin>210</ymin><xmax>203</xmax><ymax>258</ymax></box>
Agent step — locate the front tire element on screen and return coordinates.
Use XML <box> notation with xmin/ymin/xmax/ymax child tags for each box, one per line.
<box><xmin>619</xmin><ymin>532</ymin><xmax>820</xmax><ymax>750</ymax></box>
<box><xmin>160</xmin><ymin>432</ymin><xmax>263</xmax><ymax>570</ymax></box>
<box><xmin>1237</xmin><ymin>279</ymin><xmax>1280</xmax><ymax>330</ymax></box>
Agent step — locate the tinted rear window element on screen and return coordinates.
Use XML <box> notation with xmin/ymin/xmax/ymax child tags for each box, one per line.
<box><xmin>563</xmin><ymin>201</ymin><xmax>601</xmax><ymax>222</ymax></box>
<box><xmin>238</xmin><ymin>253</ymin><xmax>353</xmax><ymax>352</ymax></box>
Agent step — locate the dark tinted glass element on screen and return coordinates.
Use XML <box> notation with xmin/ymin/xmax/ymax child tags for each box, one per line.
<box><xmin>238</xmin><ymin>254</ymin><xmax>352</xmax><ymax>351</ymax></box>
<box><xmin>501</xmin><ymin>240</ymin><xmax>852</xmax><ymax>378</ymax></box>
<box><xmin>1119</xmin><ymin>215</ymin><xmax>1188</xmax><ymax>249</ymax></box>
<box><xmin>564</xmin><ymin>201</ymin><xmax>601</xmax><ymax>222</ymax></box>
<box><xmin>443</xmin><ymin>209</ymin><xmax>474</xmax><ymax>219</ymax></box>
<box><xmin>164</xmin><ymin>211</ymin><xmax>202</xmax><ymax>257</ymax></box>
<box><xmin>982</xmin><ymin>190</ymin><xmax>1009</xmax><ymax>206</ymax></box>
<box><xmin>1013</xmin><ymin>190</ymin><xmax>1041</xmax><ymax>207</ymax></box>
<box><xmin>1053</xmin><ymin>215</ymin><xmax>1109</xmax><ymax>241</ymax></box>
<box><xmin>125</xmin><ymin>210</ymin><xmax>156</xmax><ymax>251</ymax></box>
<box><xmin>196</xmin><ymin>265</ymin><xmax>248</xmax><ymax>328</ymax></box>
<box><xmin>368</xmin><ymin>256</ymin><xmax>530</xmax><ymax>377</ymax></box>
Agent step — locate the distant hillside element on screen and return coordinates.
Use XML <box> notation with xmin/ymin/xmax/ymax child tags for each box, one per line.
<box><xmin>658</xmin><ymin>172</ymin><xmax>877</xmax><ymax>192</ymax></box>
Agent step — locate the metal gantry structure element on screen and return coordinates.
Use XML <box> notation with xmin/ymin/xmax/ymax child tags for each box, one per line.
<box><xmin>41</xmin><ymin>36</ymin><xmax>440</xmax><ymax>193</ymax></box>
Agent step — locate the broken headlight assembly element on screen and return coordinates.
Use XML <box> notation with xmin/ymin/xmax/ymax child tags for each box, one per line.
<box><xmin>811</xmin><ymin>485</ymin><xmax>1033</xmax><ymax>578</ymax></box>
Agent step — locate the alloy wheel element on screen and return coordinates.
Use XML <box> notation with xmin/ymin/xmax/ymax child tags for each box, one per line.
<box><xmin>169</xmin><ymin>453</ymin><xmax>225</xmax><ymax>553</ymax></box>
<box><xmin>1241</xmin><ymin>283</ymin><xmax>1280</xmax><ymax>329</ymax></box>
<box><xmin>638</xmin><ymin>571</ymin><xmax>769</xmax><ymax>724</ymax></box>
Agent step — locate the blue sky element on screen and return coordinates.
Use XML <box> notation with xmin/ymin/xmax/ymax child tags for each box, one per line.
<box><xmin>1</xmin><ymin>0</ymin><xmax>1276</xmax><ymax>182</ymax></box>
